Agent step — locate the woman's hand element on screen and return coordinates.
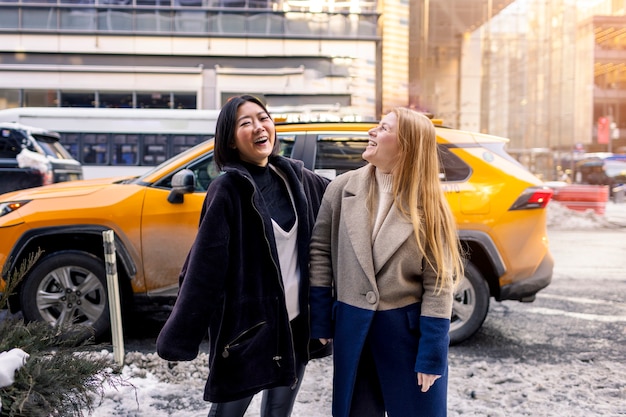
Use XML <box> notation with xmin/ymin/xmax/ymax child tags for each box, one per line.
<box><xmin>318</xmin><ymin>338</ymin><xmax>332</xmax><ymax>345</ymax></box>
<box><xmin>417</xmin><ymin>372</ymin><xmax>441</xmax><ymax>392</ymax></box>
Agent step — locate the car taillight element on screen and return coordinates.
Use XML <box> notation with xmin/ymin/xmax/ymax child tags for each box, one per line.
<box><xmin>509</xmin><ymin>187</ymin><xmax>553</xmax><ymax>210</ymax></box>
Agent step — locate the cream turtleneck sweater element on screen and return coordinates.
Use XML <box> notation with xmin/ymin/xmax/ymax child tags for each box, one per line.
<box><xmin>372</xmin><ymin>169</ymin><xmax>394</xmax><ymax>242</ymax></box>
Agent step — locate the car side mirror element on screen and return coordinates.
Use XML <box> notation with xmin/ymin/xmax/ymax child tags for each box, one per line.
<box><xmin>167</xmin><ymin>169</ymin><xmax>196</xmax><ymax>204</ymax></box>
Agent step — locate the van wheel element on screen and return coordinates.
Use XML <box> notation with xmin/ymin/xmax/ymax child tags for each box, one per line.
<box><xmin>449</xmin><ymin>262</ymin><xmax>490</xmax><ymax>345</ymax></box>
<box><xmin>20</xmin><ymin>251</ymin><xmax>110</xmax><ymax>340</ymax></box>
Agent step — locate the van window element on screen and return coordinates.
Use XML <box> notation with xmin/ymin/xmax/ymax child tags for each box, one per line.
<box><xmin>82</xmin><ymin>133</ymin><xmax>110</xmax><ymax>164</ymax></box>
<box><xmin>113</xmin><ymin>134</ymin><xmax>139</xmax><ymax>166</ymax></box>
<box><xmin>143</xmin><ymin>134</ymin><xmax>169</xmax><ymax>165</ymax></box>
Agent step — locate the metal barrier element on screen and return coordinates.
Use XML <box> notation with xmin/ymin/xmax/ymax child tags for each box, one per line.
<box><xmin>551</xmin><ymin>184</ymin><xmax>610</xmax><ymax>215</ymax></box>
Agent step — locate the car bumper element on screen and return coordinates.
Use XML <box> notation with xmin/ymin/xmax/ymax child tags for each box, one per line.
<box><xmin>499</xmin><ymin>252</ymin><xmax>554</xmax><ymax>301</ymax></box>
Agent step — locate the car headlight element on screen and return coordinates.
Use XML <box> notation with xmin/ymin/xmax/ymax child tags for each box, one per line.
<box><xmin>0</xmin><ymin>200</ymin><xmax>31</xmax><ymax>217</ymax></box>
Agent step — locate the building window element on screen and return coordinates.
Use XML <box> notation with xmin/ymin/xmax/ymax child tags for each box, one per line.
<box><xmin>61</xmin><ymin>91</ymin><xmax>96</xmax><ymax>107</ymax></box>
<box><xmin>0</xmin><ymin>90</ymin><xmax>20</xmax><ymax>109</ymax></box>
<box><xmin>24</xmin><ymin>90</ymin><xmax>58</xmax><ymax>107</ymax></box>
<box><xmin>99</xmin><ymin>92</ymin><xmax>134</xmax><ymax>108</ymax></box>
<box><xmin>137</xmin><ymin>92</ymin><xmax>172</xmax><ymax>108</ymax></box>
<box><xmin>173</xmin><ymin>94</ymin><xmax>197</xmax><ymax>109</ymax></box>
<box><xmin>0</xmin><ymin>89</ymin><xmax>198</xmax><ymax>110</ymax></box>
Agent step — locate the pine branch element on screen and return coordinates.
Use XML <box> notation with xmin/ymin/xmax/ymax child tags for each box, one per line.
<box><xmin>0</xmin><ymin>320</ymin><xmax>132</xmax><ymax>417</ymax></box>
<box><xmin>0</xmin><ymin>251</ymin><xmax>134</xmax><ymax>417</ymax></box>
<box><xmin>0</xmin><ymin>249</ymin><xmax>43</xmax><ymax>311</ymax></box>
<box><xmin>1</xmin><ymin>347</ymin><xmax>128</xmax><ymax>417</ymax></box>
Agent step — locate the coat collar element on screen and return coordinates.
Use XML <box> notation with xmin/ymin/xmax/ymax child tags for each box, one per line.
<box><xmin>342</xmin><ymin>165</ymin><xmax>414</xmax><ymax>276</ymax></box>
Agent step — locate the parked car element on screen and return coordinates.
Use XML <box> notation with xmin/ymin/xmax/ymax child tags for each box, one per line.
<box><xmin>0</xmin><ymin>122</ymin><xmax>83</xmax><ymax>195</ymax></box>
<box><xmin>0</xmin><ymin>121</ymin><xmax>554</xmax><ymax>344</ymax></box>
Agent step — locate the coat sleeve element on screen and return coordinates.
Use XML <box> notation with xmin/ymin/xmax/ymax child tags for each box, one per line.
<box><xmin>308</xmin><ymin>180</ymin><xmax>341</xmax><ymax>339</ymax></box>
<box><xmin>414</xmin><ymin>251</ymin><xmax>454</xmax><ymax>375</ymax></box>
<box><xmin>156</xmin><ymin>179</ymin><xmax>233</xmax><ymax>361</ymax></box>
<box><xmin>414</xmin><ymin>315</ymin><xmax>450</xmax><ymax>375</ymax></box>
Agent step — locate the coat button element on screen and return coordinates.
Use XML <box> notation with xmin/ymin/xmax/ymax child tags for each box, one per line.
<box><xmin>365</xmin><ymin>291</ymin><xmax>377</xmax><ymax>304</ymax></box>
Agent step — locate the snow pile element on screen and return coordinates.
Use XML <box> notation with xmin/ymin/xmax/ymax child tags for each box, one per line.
<box><xmin>0</xmin><ymin>348</ymin><xmax>29</xmax><ymax>414</ymax></box>
<box><xmin>546</xmin><ymin>200</ymin><xmax>621</xmax><ymax>229</ymax></box>
<box><xmin>16</xmin><ymin>147</ymin><xmax>51</xmax><ymax>174</ymax></box>
<box><xmin>0</xmin><ymin>349</ymin><xmax>29</xmax><ymax>389</ymax></box>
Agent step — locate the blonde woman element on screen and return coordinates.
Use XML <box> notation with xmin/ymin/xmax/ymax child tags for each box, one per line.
<box><xmin>309</xmin><ymin>108</ymin><xmax>464</xmax><ymax>417</ymax></box>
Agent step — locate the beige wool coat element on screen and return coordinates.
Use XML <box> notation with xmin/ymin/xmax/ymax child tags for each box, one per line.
<box><xmin>309</xmin><ymin>164</ymin><xmax>455</xmax><ymax>416</ymax></box>
<box><xmin>309</xmin><ymin>164</ymin><xmax>453</xmax><ymax>318</ymax></box>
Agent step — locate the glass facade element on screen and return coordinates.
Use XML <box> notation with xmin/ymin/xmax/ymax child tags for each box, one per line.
<box><xmin>460</xmin><ymin>0</ymin><xmax>626</xmax><ymax>180</ymax></box>
<box><xmin>0</xmin><ymin>0</ymin><xmax>379</xmax><ymax>38</ymax></box>
<box><xmin>391</xmin><ymin>0</ymin><xmax>626</xmax><ymax>181</ymax></box>
<box><xmin>0</xmin><ymin>0</ymin><xmax>380</xmax><ymax>116</ymax></box>
<box><xmin>592</xmin><ymin>15</ymin><xmax>626</xmax><ymax>154</ymax></box>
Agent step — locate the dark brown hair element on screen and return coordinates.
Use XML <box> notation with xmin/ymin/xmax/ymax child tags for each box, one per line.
<box><xmin>213</xmin><ymin>94</ymin><xmax>280</xmax><ymax>170</ymax></box>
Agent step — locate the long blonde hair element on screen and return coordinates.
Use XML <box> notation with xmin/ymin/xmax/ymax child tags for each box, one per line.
<box><xmin>387</xmin><ymin>107</ymin><xmax>464</xmax><ymax>291</ymax></box>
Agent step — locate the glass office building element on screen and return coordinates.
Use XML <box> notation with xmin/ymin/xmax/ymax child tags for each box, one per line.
<box><xmin>404</xmin><ymin>0</ymin><xmax>626</xmax><ymax>179</ymax></box>
<box><xmin>0</xmin><ymin>0</ymin><xmax>381</xmax><ymax>118</ymax></box>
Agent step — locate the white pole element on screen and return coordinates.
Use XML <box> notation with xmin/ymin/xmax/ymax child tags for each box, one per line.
<box><xmin>102</xmin><ymin>230</ymin><xmax>125</xmax><ymax>367</ymax></box>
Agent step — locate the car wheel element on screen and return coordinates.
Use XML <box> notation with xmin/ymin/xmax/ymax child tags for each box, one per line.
<box><xmin>20</xmin><ymin>251</ymin><xmax>110</xmax><ymax>340</ymax></box>
<box><xmin>449</xmin><ymin>262</ymin><xmax>490</xmax><ymax>345</ymax></box>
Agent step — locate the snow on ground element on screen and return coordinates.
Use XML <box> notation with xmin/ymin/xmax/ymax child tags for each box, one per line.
<box><xmin>3</xmin><ymin>201</ymin><xmax>626</xmax><ymax>416</ymax></box>
<box><xmin>90</xmin><ymin>349</ymin><xmax>626</xmax><ymax>417</ymax></box>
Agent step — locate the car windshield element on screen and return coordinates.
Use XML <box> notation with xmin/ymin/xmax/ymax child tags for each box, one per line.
<box><xmin>32</xmin><ymin>134</ymin><xmax>75</xmax><ymax>160</ymax></box>
<box><xmin>131</xmin><ymin>138</ymin><xmax>214</xmax><ymax>184</ymax></box>
<box><xmin>605</xmin><ymin>161</ymin><xmax>626</xmax><ymax>178</ymax></box>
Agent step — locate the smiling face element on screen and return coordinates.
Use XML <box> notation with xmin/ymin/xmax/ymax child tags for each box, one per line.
<box><xmin>363</xmin><ymin>111</ymin><xmax>401</xmax><ymax>174</ymax></box>
<box><xmin>232</xmin><ymin>101</ymin><xmax>276</xmax><ymax>167</ymax></box>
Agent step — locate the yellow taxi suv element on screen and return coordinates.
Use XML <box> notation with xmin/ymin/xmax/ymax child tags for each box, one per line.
<box><xmin>0</xmin><ymin>121</ymin><xmax>554</xmax><ymax>344</ymax></box>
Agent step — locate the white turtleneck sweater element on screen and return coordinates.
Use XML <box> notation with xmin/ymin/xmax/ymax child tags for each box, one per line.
<box><xmin>372</xmin><ymin>169</ymin><xmax>394</xmax><ymax>243</ymax></box>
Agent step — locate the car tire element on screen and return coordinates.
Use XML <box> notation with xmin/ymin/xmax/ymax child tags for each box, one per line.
<box><xmin>449</xmin><ymin>262</ymin><xmax>490</xmax><ymax>345</ymax></box>
<box><xmin>20</xmin><ymin>251</ymin><xmax>110</xmax><ymax>340</ymax></box>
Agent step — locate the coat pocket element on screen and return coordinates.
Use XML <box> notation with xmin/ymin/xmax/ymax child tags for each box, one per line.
<box><xmin>221</xmin><ymin>321</ymin><xmax>267</xmax><ymax>358</ymax></box>
<box><xmin>406</xmin><ymin>304</ymin><xmax>422</xmax><ymax>335</ymax></box>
